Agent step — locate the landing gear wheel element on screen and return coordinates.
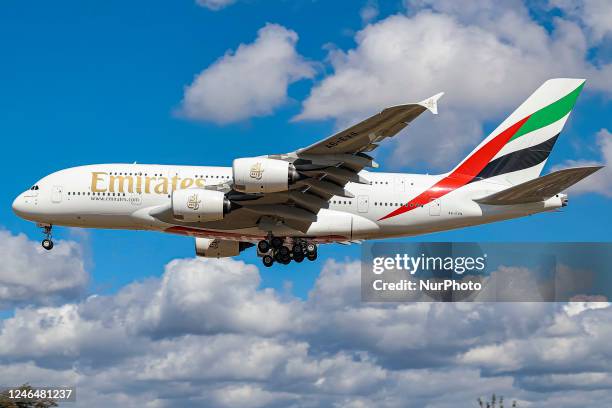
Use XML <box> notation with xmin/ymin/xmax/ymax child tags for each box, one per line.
<box><xmin>42</xmin><ymin>239</ymin><xmax>54</xmax><ymax>251</ymax></box>
<box><xmin>278</xmin><ymin>246</ymin><xmax>290</xmax><ymax>257</ymax></box>
<box><xmin>258</xmin><ymin>240</ymin><xmax>271</xmax><ymax>253</ymax></box>
<box><xmin>293</xmin><ymin>253</ymin><xmax>304</xmax><ymax>263</ymax></box>
<box><xmin>292</xmin><ymin>244</ymin><xmax>303</xmax><ymax>256</ymax></box>
<box><xmin>262</xmin><ymin>255</ymin><xmax>274</xmax><ymax>267</ymax></box>
<box><xmin>306</xmin><ymin>243</ymin><xmax>316</xmax><ymax>254</ymax></box>
<box><xmin>271</xmin><ymin>237</ymin><xmax>283</xmax><ymax>249</ymax></box>
<box><xmin>39</xmin><ymin>224</ymin><xmax>54</xmax><ymax>251</ymax></box>
<box><xmin>307</xmin><ymin>252</ymin><xmax>317</xmax><ymax>261</ymax></box>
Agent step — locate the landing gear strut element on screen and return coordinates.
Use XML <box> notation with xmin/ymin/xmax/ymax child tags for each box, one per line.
<box><xmin>40</xmin><ymin>225</ymin><xmax>54</xmax><ymax>250</ymax></box>
<box><xmin>257</xmin><ymin>236</ymin><xmax>318</xmax><ymax>266</ymax></box>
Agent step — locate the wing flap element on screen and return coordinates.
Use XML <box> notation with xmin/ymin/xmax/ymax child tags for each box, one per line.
<box><xmin>474</xmin><ymin>166</ymin><xmax>603</xmax><ymax>205</ymax></box>
<box><xmin>242</xmin><ymin>204</ymin><xmax>318</xmax><ymax>223</ymax></box>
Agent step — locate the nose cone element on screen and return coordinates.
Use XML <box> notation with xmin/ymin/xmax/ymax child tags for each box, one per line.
<box><xmin>12</xmin><ymin>194</ymin><xmax>27</xmax><ymax>218</ymax></box>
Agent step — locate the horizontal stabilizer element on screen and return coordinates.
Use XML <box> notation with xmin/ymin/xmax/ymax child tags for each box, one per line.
<box><xmin>474</xmin><ymin>166</ymin><xmax>603</xmax><ymax>205</ymax></box>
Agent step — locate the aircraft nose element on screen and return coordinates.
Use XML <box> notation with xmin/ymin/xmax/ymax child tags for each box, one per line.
<box><xmin>12</xmin><ymin>194</ymin><xmax>27</xmax><ymax>217</ymax></box>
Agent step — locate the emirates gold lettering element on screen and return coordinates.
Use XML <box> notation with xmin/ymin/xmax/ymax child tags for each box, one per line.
<box><xmin>91</xmin><ymin>172</ymin><xmax>107</xmax><ymax>193</ymax></box>
<box><xmin>109</xmin><ymin>175</ymin><xmax>134</xmax><ymax>193</ymax></box>
<box><xmin>136</xmin><ymin>175</ymin><xmax>142</xmax><ymax>193</ymax></box>
<box><xmin>90</xmin><ymin>172</ymin><xmax>205</xmax><ymax>195</ymax></box>
<box><xmin>154</xmin><ymin>177</ymin><xmax>169</xmax><ymax>194</ymax></box>
<box><xmin>180</xmin><ymin>178</ymin><xmax>194</xmax><ymax>189</ymax></box>
<box><xmin>145</xmin><ymin>176</ymin><xmax>155</xmax><ymax>194</ymax></box>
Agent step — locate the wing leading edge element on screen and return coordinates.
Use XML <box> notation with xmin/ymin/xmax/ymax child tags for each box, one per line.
<box><xmin>296</xmin><ymin>92</ymin><xmax>444</xmax><ymax>156</ymax></box>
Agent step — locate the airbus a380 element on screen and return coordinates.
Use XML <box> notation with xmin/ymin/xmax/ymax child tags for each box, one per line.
<box><xmin>12</xmin><ymin>78</ymin><xmax>602</xmax><ymax>267</ymax></box>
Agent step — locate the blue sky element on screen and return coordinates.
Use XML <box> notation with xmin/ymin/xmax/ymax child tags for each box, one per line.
<box><xmin>1</xmin><ymin>1</ymin><xmax>612</xmax><ymax>407</ymax></box>
<box><xmin>1</xmin><ymin>0</ymin><xmax>611</xmax><ymax>298</ymax></box>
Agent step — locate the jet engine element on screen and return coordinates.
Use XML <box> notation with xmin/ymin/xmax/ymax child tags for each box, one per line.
<box><xmin>232</xmin><ymin>157</ymin><xmax>299</xmax><ymax>193</ymax></box>
<box><xmin>195</xmin><ymin>238</ymin><xmax>253</xmax><ymax>258</ymax></box>
<box><xmin>172</xmin><ymin>189</ymin><xmax>231</xmax><ymax>222</ymax></box>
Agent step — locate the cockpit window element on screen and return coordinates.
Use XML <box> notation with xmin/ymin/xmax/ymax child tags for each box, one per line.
<box><xmin>29</xmin><ymin>185</ymin><xmax>39</xmax><ymax>190</ymax></box>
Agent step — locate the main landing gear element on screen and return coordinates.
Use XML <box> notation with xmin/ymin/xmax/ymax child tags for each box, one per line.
<box><xmin>39</xmin><ymin>224</ymin><xmax>54</xmax><ymax>250</ymax></box>
<box><xmin>257</xmin><ymin>236</ymin><xmax>317</xmax><ymax>267</ymax></box>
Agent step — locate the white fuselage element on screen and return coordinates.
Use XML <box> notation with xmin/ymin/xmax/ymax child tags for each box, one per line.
<box><xmin>12</xmin><ymin>164</ymin><xmax>564</xmax><ymax>243</ymax></box>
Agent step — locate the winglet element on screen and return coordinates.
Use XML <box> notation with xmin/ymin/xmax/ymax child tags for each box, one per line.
<box><xmin>418</xmin><ymin>92</ymin><xmax>444</xmax><ymax>115</ymax></box>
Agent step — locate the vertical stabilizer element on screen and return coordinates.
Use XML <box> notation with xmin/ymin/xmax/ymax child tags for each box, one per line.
<box><xmin>452</xmin><ymin>78</ymin><xmax>585</xmax><ymax>185</ymax></box>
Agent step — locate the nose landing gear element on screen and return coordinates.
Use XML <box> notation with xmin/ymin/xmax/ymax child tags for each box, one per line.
<box><xmin>39</xmin><ymin>224</ymin><xmax>54</xmax><ymax>251</ymax></box>
<box><xmin>257</xmin><ymin>237</ymin><xmax>318</xmax><ymax>267</ymax></box>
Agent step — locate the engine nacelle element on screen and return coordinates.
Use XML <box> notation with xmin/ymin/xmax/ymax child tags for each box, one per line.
<box><xmin>194</xmin><ymin>238</ymin><xmax>253</xmax><ymax>258</ymax></box>
<box><xmin>172</xmin><ymin>189</ymin><xmax>230</xmax><ymax>222</ymax></box>
<box><xmin>232</xmin><ymin>157</ymin><xmax>298</xmax><ymax>193</ymax></box>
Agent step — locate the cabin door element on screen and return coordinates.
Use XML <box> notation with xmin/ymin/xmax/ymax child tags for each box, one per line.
<box><xmin>357</xmin><ymin>195</ymin><xmax>369</xmax><ymax>213</ymax></box>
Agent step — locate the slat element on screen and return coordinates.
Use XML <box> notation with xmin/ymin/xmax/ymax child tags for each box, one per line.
<box><xmin>297</xmin><ymin>153</ymin><xmax>379</xmax><ymax>169</ymax></box>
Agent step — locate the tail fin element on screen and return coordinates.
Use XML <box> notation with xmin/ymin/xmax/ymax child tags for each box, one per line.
<box><xmin>452</xmin><ymin>78</ymin><xmax>585</xmax><ymax>185</ymax></box>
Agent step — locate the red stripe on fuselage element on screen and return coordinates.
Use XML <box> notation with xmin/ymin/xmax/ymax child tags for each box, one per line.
<box><xmin>379</xmin><ymin>115</ymin><xmax>530</xmax><ymax>221</ymax></box>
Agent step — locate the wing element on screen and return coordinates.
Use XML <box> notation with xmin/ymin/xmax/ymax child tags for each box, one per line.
<box><xmin>240</xmin><ymin>93</ymin><xmax>444</xmax><ymax>233</ymax></box>
<box><xmin>296</xmin><ymin>92</ymin><xmax>444</xmax><ymax>156</ymax></box>
<box><xmin>151</xmin><ymin>93</ymin><xmax>444</xmax><ymax>237</ymax></box>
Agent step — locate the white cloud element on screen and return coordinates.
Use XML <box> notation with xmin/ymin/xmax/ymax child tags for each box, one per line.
<box><xmin>119</xmin><ymin>257</ymin><xmax>300</xmax><ymax>337</ymax></box>
<box><xmin>360</xmin><ymin>0</ymin><xmax>379</xmax><ymax>24</ymax></box>
<box><xmin>0</xmin><ymin>230</ymin><xmax>88</xmax><ymax>309</ymax></box>
<box><xmin>550</xmin><ymin>0</ymin><xmax>612</xmax><ymax>44</ymax></box>
<box><xmin>211</xmin><ymin>384</ymin><xmax>295</xmax><ymax>408</ymax></box>
<box><xmin>297</xmin><ymin>6</ymin><xmax>612</xmax><ymax>170</ymax></box>
<box><xmin>195</xmin><ymin>0</ymin><xmax>236</xmax><ymax>11</ymax></box>
<box><xmin>180</xmin><ymin>23</ymin><xmax>315</xmax><ymax>124</ymax></box>
<box><xmin>553</xmin><ymin>128</ymin><xmax>612</xmax><ymax>196</ymax></box>
<box><xmin>1</xmin><ymin>256</ymin><xmax>612</xmax><ymax>406</ymax></box>
<box><xmin>564</xmin><ymin>300</ymin><xmax>610</xmax><ymax>316</ymax></box>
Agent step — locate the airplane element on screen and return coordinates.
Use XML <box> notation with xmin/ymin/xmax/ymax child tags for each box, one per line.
<box><xmin>12</xmin><ymin>78</ymin><xmax>602</xmax><ymax>267</ymax></box>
